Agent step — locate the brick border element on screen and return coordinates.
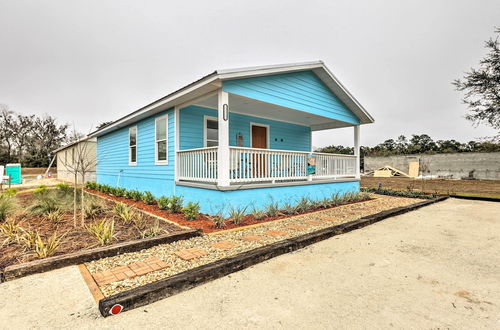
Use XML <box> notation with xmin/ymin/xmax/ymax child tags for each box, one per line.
<box><xmin>99</xmin><ymin>196</ymin><xmax>448</xmax><ymax>317</ymax></box>
<box><xmin>2</xmin><ymin>229</ymin><xmax>200</xmax><ymax>282</ymax></box>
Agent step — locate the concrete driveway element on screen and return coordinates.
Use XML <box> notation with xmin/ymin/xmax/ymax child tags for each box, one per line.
<box><xmin>1</xmin><ymin>198</ymin><xmax>499</xmax><ymax>329</ymax></box>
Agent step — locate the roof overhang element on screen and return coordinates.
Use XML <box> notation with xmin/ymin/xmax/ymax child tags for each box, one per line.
<box><xmin>53</xmin><ymin>136</ymin><xmax>97</xmax><ymax>153</ymax></box>
<box><xmin>89</xmin><ymin>61</ymin><xmax>374</xmax><ymax>138</ymax></box>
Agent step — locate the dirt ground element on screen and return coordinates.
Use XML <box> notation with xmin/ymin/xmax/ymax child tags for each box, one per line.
<box><xmin>0</xmin><ymin>198</ymin><xmax>498</xmax><ymax>329</ymax></box>
<box><xmin>362</xmin><ymin>176</ymin><xmax>500</xmax><ymax>196</ymax></box>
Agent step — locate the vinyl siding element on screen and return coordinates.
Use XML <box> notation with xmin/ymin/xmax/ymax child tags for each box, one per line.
<box><xmin>179</xmin><ymin>105</ymin><xmax>311</xmax><ymax>151</ymax></box>
<box><xmin>96</xmin><ymin>108</ymin><xmax>175</xmax><ymax>197</ymax></box>
<box><xmin>223</xmin><ymin>70</ymin><xmax>360</xmax><ymax>125</ymax></box>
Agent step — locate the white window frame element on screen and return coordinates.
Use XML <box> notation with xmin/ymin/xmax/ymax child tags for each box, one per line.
<box><xmin>129</xmin><ymin>126</ymin><xmax>138</xmax><ymax>166</ymax></box>
<box><xmin>204</xmin><ymin>115</ymin><xmax>219</xmax><ymax>147</ymax></box>
<box><xmin>155</xmin><ymin>115</ymin><xmax>168</xmax><ymax>165</ymax></box>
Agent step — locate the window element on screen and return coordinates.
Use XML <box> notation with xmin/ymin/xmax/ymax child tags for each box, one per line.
<box><xmin>129</xmin><ymin>126</ymin><xmax>137</xmax><ymax>165</ymax></box>
<box><xmin>204</xmin><ymin>116</ymin><xmax>218</xmax><ymax>147</ymax></box>
<box><xmin>155</xmin><ymin>115</ymin><xmax>168</xmax><ymax>164</ymax></box>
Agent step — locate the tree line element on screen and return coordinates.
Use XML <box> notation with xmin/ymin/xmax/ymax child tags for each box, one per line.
<box><xmin>316</xmin><ymin>134</ymin><xmax>500</xmax><ymax>156</ymax></box>
<box><xmin>0</xmin><ymin>104</ymin><xmax>78</xmax><ymax>167</ymax></box>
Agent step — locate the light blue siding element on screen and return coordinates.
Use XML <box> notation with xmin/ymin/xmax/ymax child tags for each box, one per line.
<box><xmin>96</xmin><ymin>109</ymin><xmax>176</xmax><ymax>196</ymax></box>
<box><xmin>179</xmin><ymin>105</ymin><xmax>311</xmax><ymax>151</ymax></box>
<box><xmin>177</xmin><ymin>181</ymin><xmax>360</xmax><ymax>216</ymax></box>
<box><xmin>223</xmin><ymin>71</ymin><xmax>360</xmax><ymax>125</ymax></box>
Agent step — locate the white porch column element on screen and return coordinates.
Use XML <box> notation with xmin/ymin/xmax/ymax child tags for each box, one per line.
<box><xmin>217</xmin><ymin>89</ymin><xmax>230</xmax><ymax>187</ymax></box>
<box><xmin>354</xmin><ymin>125</ymin><xmax>361</xmax><ymax>179</ymax></box>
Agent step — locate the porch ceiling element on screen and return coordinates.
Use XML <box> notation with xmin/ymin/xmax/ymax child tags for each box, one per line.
<box><xmin>194</xmin><ymin>93</ymin><xmax>355</xmax><ymax>131</ymax></box>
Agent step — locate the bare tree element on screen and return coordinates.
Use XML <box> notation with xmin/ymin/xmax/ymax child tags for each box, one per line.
<box><xmin>57</xmin><ymin>133</ymin><xmax>97</xmax><ymax>227</ymax></box>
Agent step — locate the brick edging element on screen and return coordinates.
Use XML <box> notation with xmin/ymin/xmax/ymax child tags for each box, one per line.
<box><xmin>99</xmin><ymin>196</ymin><xmax>448</xmax><ymax>317</ymax></box>
<box><xmin>2</xmin><ymin>229</ymin><xmax>201</xmax><ymax>282</ymax></box>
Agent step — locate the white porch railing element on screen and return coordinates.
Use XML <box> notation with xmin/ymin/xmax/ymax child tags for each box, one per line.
<box><xmin>177</xmin><ymin>147</ymin><xmax>218</xmax><ymax>183</ymax></box>
<box><xmin>177</xmin><ymin>147</ymin><xmax>357</xmax><ymax>184</ymax></box>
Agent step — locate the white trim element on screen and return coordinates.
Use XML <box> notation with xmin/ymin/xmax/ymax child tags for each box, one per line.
<box><xmin>203</xmin><ymin>115</ymin><xmax>218</xmax><ymax>147</ymax></box>
<box><xmin>154</xmin><ymin>114</ymin><xmax>168</xmax><ymax>165</ymax></box>
<box><xmin>129</xmin><ymin>126</ymin><xmax>138</xmax><ymax>166</ymax></box>
<box><xmin>174</xmin><ymin>106</ymin><xmax>180</xmax><ymax>181</ymax></box>
<box><xmin>217</xmin><ymin>89</ymin><xmax>230</xmax><ymax>187</ymax></box>
<box><xmin>354</xmin><ymin>125</ymin><xmax>360</xmax><ymax>179</ymax></box>
<box><xmin>249</xmin><ymin>122</ymin><xmax>270</xmax><ymax>149</ymax></box>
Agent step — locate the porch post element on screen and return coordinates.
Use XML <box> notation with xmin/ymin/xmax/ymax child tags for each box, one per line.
<box><xmin>217</xmin><ymin>89</ymin><xmax>230</xmax><ymax>187</ymax></box>
<box><xmin>354</xmin><ymin>125</ymin><xmax>361</xmax><ymax>179</ymax></box>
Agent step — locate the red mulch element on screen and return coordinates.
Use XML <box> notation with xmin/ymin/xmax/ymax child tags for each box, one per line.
<box><xmin>85</xmin><ymin>188</ymin><xmax>372</xmax><ymax>234</ymax></box>
<box><xmin>0</xmin><ymin>191</ymin><xmax>184</xmax><ymax>272</ymax></box>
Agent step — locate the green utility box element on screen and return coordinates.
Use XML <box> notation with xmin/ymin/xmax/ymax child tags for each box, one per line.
<box><xmin>5</xmin><ymin>163</ymin><xmax>22</xmax><ymax>184</ymax></box>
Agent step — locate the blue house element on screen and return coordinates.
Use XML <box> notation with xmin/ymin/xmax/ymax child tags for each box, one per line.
<box><xmin>90</xmin><ymin>61</ymin><xmax>374</xmax><ymax>214</ymax></box>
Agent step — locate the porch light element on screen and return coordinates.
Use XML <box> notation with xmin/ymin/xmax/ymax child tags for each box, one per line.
<box><xmin>223</xmin><ymin>104</ymin><xmax>229</xmax><ymax>121</ymax></box>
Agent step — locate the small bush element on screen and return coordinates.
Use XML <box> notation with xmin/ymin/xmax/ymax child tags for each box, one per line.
<box><xmin>281</xmin><ymin>202</ymin><xmax>298</xmax><ymax>215</ymax></box>
<box><xmin>19</xmin><ymin>228</ymin><xmax>37</xmax><ymax>249</ymax></box>
<box><xmin>265</xmin><ymin>201</ymin><xmax>281</xmax><ymax>217</ymax></box>
<box><xmin>295</xmin><ymin>197</ymin><xmax>311</xmax><ymax>213</ymax></box>
<box><xmin>132</xmin><ymin>212</ymin><xmax>148</xmax><ymax>230</ymax></box>
<box><xmin>46</xmin><ymin>210</ymin><xmax>64</xmax><ymax>224</ymax></box>
<box><xmin>0</xmin><ymin>221</ymin><xmax>21</xmax><ymax>246</ymax></box>
<box><xmin>34</xmin><ymin>231</ymin><xmax>65</xmax><ymax>258</ymax></box>
<box><xmin>250</xmin><ymin>207</ymin><xmax>266</xmax><ymax>220</ymax></box>
<box><xmin>140</xmin><ymin>218</ymin><xmax>163</xmax><ymax>238</ymax></box>
<box><xmin>29</xmin><ymin>193</ymin><xmax>60</xmax><ymax>215</ymax></box>
<box><xmin>87</xmin><ymin>220</ymin><xmax>116</xmax><ymax>246</ymax></box>
<box><xmin>182</xmin><ymin>202</ymin><xmax>200</xmax><ymax>220</ymax></box>
<box><xmin>113</xmin><ymin>202</ymin><xmax>135</xmax><ymax>223</ymax></box>
<box><xmin>85</xmin><ymin>182</ymin><xmax>97</xmax><ymax>189</ymax></box>
<box><xmin>209</xmin><ymin>212</ymin><xmax>226</xmax><ymax>229</ymax></box>
<box><xmin>114</xmin><ymin>187</ymin><xmax>127</xmax><ymax>197</ymax></box>
<box><xmin>56</xmin><ymin>183</ymin><xmax>72</xmax><ymax>195</ymax></box>
<box><xmin>228</xmin><ymin>205</ymin><xmax>247</xmax><ymax>224</ymax></box>
<box><xmin>84</xmin><ymin>198</ymin><xmax>105</xmax><ymax>219</ymax></box>
<box><xmin>157</xmin><ymin>196</ymin><xmax>183</xmax><ymax>213</ymax></box>
<box><xmin>0</xmin><ymin>194</ymin><xmax>17</xmax><ymax>222</ymax></box>
<box><xmin>3</xmin><ymin>188</ymin><xmax>18</xmax><ymax>197</ymax></box>
<box><xmin>142</xmin><ymin>191</ymin><xmax>156</xmax><ymax>205</ymax></box>
<box><xmin>33</xmin><ymin>185</ymin><xmax>48</xmax><ymax>197</ymax></box>
<box><xmin>99</xmin><ymin>184</ymin><xmax>112</xmax><ymax>194</ymax></box>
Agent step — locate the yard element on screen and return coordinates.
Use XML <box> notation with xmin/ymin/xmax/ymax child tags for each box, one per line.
<box><xmin>0</xmin><ymin>185</ymin><xmax>184</xmax><ymax>274</ymax></box>
<box><xmin>361</xmin><ymin>176</ymin><xmax>500</xmax><ymax>198</ymax></box>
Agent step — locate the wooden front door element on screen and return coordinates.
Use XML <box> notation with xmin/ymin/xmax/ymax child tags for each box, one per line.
<box><xmin>251</xmin><ymin>125</ymin><xmax>267</xmax><ymax>149</ymax></box>
<box><xmin>251</xmin><ymin>125</ymin><xmax>268</xmax><ymax>177</ymax></box>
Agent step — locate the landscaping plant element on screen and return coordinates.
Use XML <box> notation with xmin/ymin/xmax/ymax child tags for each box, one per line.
<box><xmin>250</xmin><ymin>206</ymin><xmax>266</xmax><ymax>220</ymax></box>
<box><xmin>19</xmin><ymin>228</ymin><xmax>37</xmax><ymax>250</ymax></box>
<box><xmin>132</xmin><ymin>212</ymin><xmax>148</xmax><ymax>230</ymax></box>
<box><xmin>295</xmin><ymin>196</ymin><xmax>311</xmax><ymax>213</ymax></box>
<box><xmin>86</xmin><ymin>219</ymin><xmax>116</xmax><ymax>246</ymax></box>
<box><xmin>361</xmin><ymin>187</ymin><xmax>435</xmax><ymax>199</ymax></box>
<box><xmin>0</xmin><ymin>221</ymin><xmax>21</xmax><ymax>246</ymax></box>
<box><xmin>182</xmin><ymin>201</ymin><xmax>200</xmax><ymax>220</ymax></box>
<box><xmin>29</xmin><ymin>192</ymin><xmax>61</xmax><ymax>215</ymax></box>
<box><xmin>56</xmin><ymin>183</ymin><xmax>73</xmax><ymax>195</ymax></box>
<box><xmin>84</xmin><ymin>198</ymin><xmax>105</xmax><ymax>220</ymax></box>
<box><xmin>157</xmin><ymin>196</ymin><xmax>184</xmax><ymax>213</ymax></box>
<box><xmin>46</xmin><ymin>210</ymin><xmax>64</xmax><ymax>224</ymax></box>
<box><xmin>228</xmin><ymin>205</ymin><xmax>247</xmax><ymax>224</ymax></box>
<box><xmin>142</xmin><ymin>191</ymin><xmax>156</xmax><ymax>205</ymax></box>
<box><xmin>0</xmin><ymin>194</ymin><xmax>17</xmax><ymax>222</ymax></box>
<box><xmin>34</xmin><ymin>231</ymin><xmax>66</xmax><ymax>258</ymax></box>
<box><xmin>3</xmin><ymin>188</ymin><xmax>18</xmax><ymax>197</ymax></box>
<box><xmin>113</xmin><ymin>202</ymin><xmax>135</xmax><ymax>223</ymax></box>
<box><xmin>140</xmin><ymin>218</ymin><xmax>163</xmax><ymax>238</ymax></box>
<box><xmin>265</xmin><ymin>199</ymin><xmax>281</xmax><ymax>217</ymax></box>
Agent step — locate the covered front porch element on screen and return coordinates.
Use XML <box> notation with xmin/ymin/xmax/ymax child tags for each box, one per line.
<box><xmin>174</xmin><ymin>89</ymin><xmax>361</xmax><ymax>189</ymax></box>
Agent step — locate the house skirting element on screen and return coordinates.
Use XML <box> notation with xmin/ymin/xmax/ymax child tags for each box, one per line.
<box><xmin>175</xmin><ymin>180</ymin><xmax>360</xmax><ymax>215</ymax></box>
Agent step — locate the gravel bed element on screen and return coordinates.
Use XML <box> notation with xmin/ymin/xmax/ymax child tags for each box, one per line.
<box><xmin>86</xmin><ymin>194</ymin><xmax>423</xmax><ymax>296</ymax></box>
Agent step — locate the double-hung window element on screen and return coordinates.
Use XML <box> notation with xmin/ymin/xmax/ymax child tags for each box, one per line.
<box><xmin>204</xmin><ymin>116</ymin><xmax>218</xmax><ymax>147</ymax></box>
<box><xmin>129</xmin><ymin>126</ymin><xmax>137</xmax><ymax>165</ymax></box>
<box><xmin>155</xmin><ymin>115</ymin><xmax>168</xmax><ymax>164</ymax></box>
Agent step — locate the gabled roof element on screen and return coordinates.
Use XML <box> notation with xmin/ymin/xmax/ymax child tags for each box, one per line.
<box><xmin>89</xmin><ymin>61</ymin><xmax>374</xmax><ymax>137</ymax></box>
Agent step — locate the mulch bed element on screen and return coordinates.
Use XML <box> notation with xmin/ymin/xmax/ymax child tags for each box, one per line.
<box><xmin>0</xmin><ymin>191</ymin><xmax>185</xmax><ymax>273</ymax></box>
<box><xmin>85</xmin><ymin>188</ymin><xmax>373</xmax><ymax>234</ymax></box>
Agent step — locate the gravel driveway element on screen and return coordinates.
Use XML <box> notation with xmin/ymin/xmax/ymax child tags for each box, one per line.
<box><xmin>0</xmin><ymin>198</ymin><xmax>498</xmax><ymax>329</ymax></box>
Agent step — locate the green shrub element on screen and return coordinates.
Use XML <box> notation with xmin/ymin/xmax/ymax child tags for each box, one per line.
<box><xmin>85</xmin><ymin>182</ymin><xmax>97</xmax><ymax>189</ymax></box>
<box><xmin>33</xmin><ymin>185</ymin><xmax>48</xmax><ymax>197</ymax></box>
<box><xmin>182</xmin><ymin>201</ymin><xmax>200</xmax><ymax>220</ymax></box>
<box><xmin>0</xmin><ymin>221</ymin><xmax>22</xmax><ymax>245</ymax></box>
<box><xmin>114</xmin><ymin>187</ymin><xmax>127</xmax><ymax>197</ymax></box>
<box><xmin>281</xmin><ymin>202</ymin><xmax>298</xmax><ymax>215</ymax></box>
<box><xmin>157</xmin><ymin>196</ymin><xmax>183</xmax><ymax>213</ymax></box>
<box><xmin>34</xmin><ymin>231</ymin><xmax>66</xmax><ymax>258</ymax></box>
<box><xmin>84</xmin><ymin>198</ymin><xmax>105</xmax><ymax>219</ymax></box>
<box><xmin>3</xmin><ymin>188</ymin><xmax>18</xmax><ymax>197</ymax></box>
<box><xmin>29</xmin><ymin>193</ymin><xmax>61</xmax><ymax>215</ymax></box>
<box><xmin>100</xmin><ymin>184</ymin><xmax>112</xmax><ymax>194</ymax></box>
<box><xmin>208</xmin><ymin>212</ymin><xmax>226</xmax><ymax>229</ymax></box>
<box><xmin>295</xmin><ymin>197</ymin><xmax>311</xmax><ymax>213</ymax></box>
<box><xmin>265</xmin><ymin>200</ymin><xmax>281</xmax><ymax>217</ymax></box>
<box><xmin>228</xmin><ymin>205</ymin><xmax>247</xmax><ymax>224</ymax></box>
<box><xmin>128</xmin><ymin>190</ymin><xmax>143</xmax><ymax>202</ymax></box>
<box><xmin>46</xmin><ymin>210</ymin><xmax>64</xmax><ymax>223</ymax></box>
<box><xmin>0</xmin><ymin>194</ymin><xmax>17</xmax><ymax>222</ymax></box>
<box><xmin>142</xmin><ymin>191</ymin><xmax>156</xmax><ymax>205</ymax></box>
<box><xmin>56</xmin><ymin>183</ymin><xmax>72</xmax><ymax>195</ymax></box>
<box><xmin>140</xmin><ymin>218</ymin><xmax>163</xmax><ymax>238</ymax></box>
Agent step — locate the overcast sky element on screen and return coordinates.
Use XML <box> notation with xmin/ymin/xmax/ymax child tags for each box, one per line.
<box><xmin>1</xmin><ymin>0</ymin><xmax>499</xmax><ymax>147</ymax></box>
